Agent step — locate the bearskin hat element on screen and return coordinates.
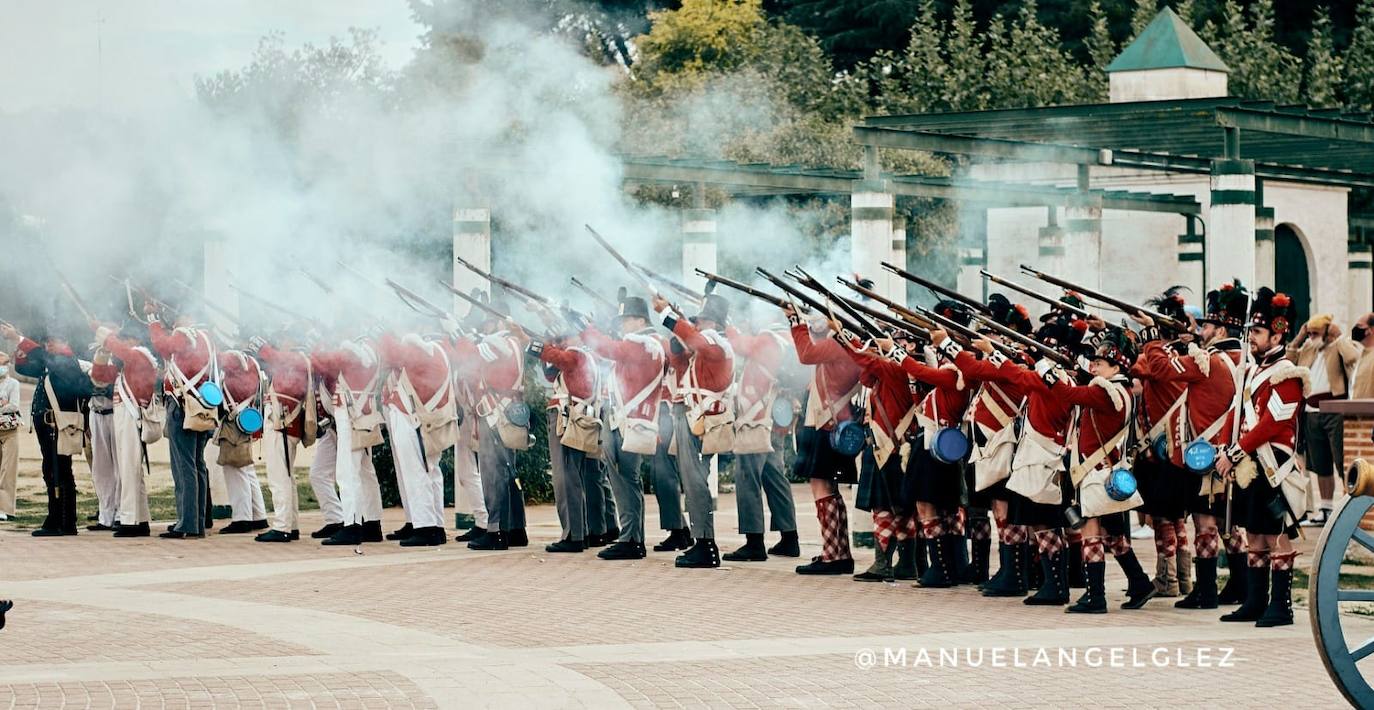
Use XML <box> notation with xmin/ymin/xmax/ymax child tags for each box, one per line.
<box><xmin>1249</xmin><ymin>287</ymin><xmax>1296</xmax><ymax>338</ymax></box>
<box><xmin>1201</xmin><ymin>279</ymin><xmax>1249</xmax><ymax>329</ymax></box>
<box><xmin>1091</xmin><ymin>328</ymin><xmax>1137</xmax><ymax>369</ymax></box>
<box><xmin>1144</xmin><ymin>285</ymin><xmax>1190</xmax><ymax>333</ymax></box>
<box><xmin>932</xmin><ymin>299</ymin><xmax>972</xmax><ymax>327</ymax></box>
<box><xmin>986</xmin><ymin>293</ymin><xmax>1034</xmax><ymax>335</ymax></box>
<box><xmin>1040</xmin><ymin>291</ymin><xmax>1086</xmax><ymax>323</ymax></box>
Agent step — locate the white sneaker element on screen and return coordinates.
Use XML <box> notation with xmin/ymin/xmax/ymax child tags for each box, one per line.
<box><xmin>0</xmin><ymin>513</ymin><xmax>8</xmax><ymax>521</ymax></box>
<box><xmin>1130</xmin><ymin>525</ymin><xmax>1152</xmax><ymax>540</ymax></box>
<box><xmin>1302</xmin><ymin>510</ymin><xmax>1331</xmax><ymax>527</ymax></box>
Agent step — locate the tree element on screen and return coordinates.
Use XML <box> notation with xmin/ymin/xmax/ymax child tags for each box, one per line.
<box><xmin>1213</xmin><ymin>0</ymin><xmax>1300</xmax><ymax>103</ymax></box>
<box><xmin>1305</xmin><ymin>8</ymin><xmax>1343</xmax><ymax>107</ymax></box>
<box><xmin>868</xmin><ymin>0</ymin><xmax>946</xmax><ymax>115</ymax></box>
<box><xmin>633</xmin><ymin>0</ymin><xmax>769</xmax><ymax>93</ymax></box>
<box><xmin>942</xmin><ymin>0</ymin><xmax>987</xmax><ymax>112</ymax></box>
<box><xmin>1083</xmin><ymin>0</ymin><xmax>1115</xmax><ymax>100</ymax></box>
<box><xmin>1129</xmin><ymin>0</ymin><xmax>1157</xmax><ymax>41</ymax></box>
<box><xmin>778</xmin><ymin>0</ymin><xmax>923</xmax><ymax>70</ymax></box>
<box><xmin>1346</xmin><ymin>0</ymin><xmax>1374</xmax><ymax>110</ymax></box>
<box><xmin>984</xmin><ymin>0</ymin><xmax>1086</xmax><ymax>108</ymax></box>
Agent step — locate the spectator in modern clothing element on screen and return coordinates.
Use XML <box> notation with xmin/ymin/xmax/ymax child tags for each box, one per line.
<box><xmin>1287</xmin><ymin>314</ymin><xmax>1361</xmax><ymax>525</ymax></box>
<box><xmin>1350</xmin><ymin>313</ymin><xmax>1374</xmax><ymax>400</ymax></box>
<box><xmin>0</xmin><ymin>351</ymin><xmax>22</xmax><ymax>520</ymax></box>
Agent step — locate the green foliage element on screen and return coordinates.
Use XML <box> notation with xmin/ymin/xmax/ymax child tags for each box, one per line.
<box><xmin>634</xmin><ymin>0</ymin><xmax>769</xmax><ymax>93</ymax></box>
<box><xmin>1083</xmin><ymin>1</ymin><xmax>1115</xmax><ymax>101</ymax></box>
<box><xmin>1305</xmin><ymin>9</ymin><xmax>1343</xmax><ymax>107</ymax></box>
<box><xmin>1212</xmin><ymin>0</ymin><xmax>1301</xmax><ymax>102</ymax></box>
<box><xmin>1129</xmin><ymin>0</ymin><xmax>1157</xmax><ymax>41</ymax></box>
<box><xmin>777</xmin><ymin>0</ymin><xmax>924</xmax><ymax>70</ymax></box>
<box><xmin>1346</xmin><ymin>0</ymin><xmax>1374</xmax><ymax>111</ymax></box>
<box><xmin>983</xmin><ymin>1</ymin><xmax>1087</xmax><ymax>109</ymax></box>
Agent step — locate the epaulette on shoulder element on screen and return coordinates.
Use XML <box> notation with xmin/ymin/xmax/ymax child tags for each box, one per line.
<box><xmin>1268</xmin><ymin>360</ymin><xmax>1312</xmax><ymax>399</ymax></box>
<box><xmin>1187</xmin><ymin>342</ymin><xmax>1210</xmax><ymax>377</ymax></box>
<box><xmin>1089</xmin><ymin>375</ymin><xmax>1128</xmax><ymax>411</ymax></box>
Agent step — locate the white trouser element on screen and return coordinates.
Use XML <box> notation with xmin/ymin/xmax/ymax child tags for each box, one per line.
<box><xmin>388</xmin><ymin>405</ymin><xmax>444</xmax><ymax>529</ymax></box>
<box><xmin>332</xmin><ymin>407</ymin><xmax>382</xmax><ymax>526</ymax></box>
<box><xmin>112</xmin><ymin>404</ymin><xmax>149</xmax><ymax>525</ymax></box>
<box><xmin>309</xmin><ymin>428</ymin><xmax>345</xmax><ymax>525</ymax></box>
<box><xmin>453</xmin><ymin>431</ymin><xmax>487</xmax><ymax>528</ymax></box>
<box><xmin>206</xmin><ymin>440</ymin><xmax>229</xmax><ymax>508</ymax></box>
<box><xmin>263</xmin><ymin>426</ymin><xmax>300</xmax><ymax>532</ymax></box>
<box><xmin>222</xmin><ymin>461</ymin><xmax>266</xmax><ymax>522</ymax></box>
<box><xmin>88</xmin><ymin>410</ymin><xmax>121</xmax><ymax>526</ymax></box>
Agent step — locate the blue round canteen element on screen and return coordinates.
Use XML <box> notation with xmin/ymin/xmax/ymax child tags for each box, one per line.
<box><xmin>236</xmin><ymin>407</ymin><xmax>264</xmax><ymax>434</ymax></box>
<box><xmin>931</xmin><ymin>426</ymin><xmax>971</xmax><ymax>465</ymax></box>
<box><xmin>829</xmin><ymin>420</ymin><xmax>865</xmax><ymax>457</ymax></box>
<box><xmin>197</xmin><ymin>381</ymin><xmax>224</xmax><ymax>408</ymax></box>
<box><xmin>1151</xmin><ymin>435</ymin><xmax>1168</xmax><ymax>461</ymax></box>
<box><xmin>1105</xmin><ymin>467</ymin><xmax>1138</xmax><ymax>502</ymax></box>
<box><xmin>771</xmin><ymin>398</ymin><xmax>795</xmax><ymax>428</ymax></box>
<box><xmin>504</xmin><ymin>401</ymin><xmax>532</xmax><ymax>428</ymax></box>
<box><xmin>1184</xmin><ymin>439</ymin><xmax>1217</xmax><ymax>473</ymax></box>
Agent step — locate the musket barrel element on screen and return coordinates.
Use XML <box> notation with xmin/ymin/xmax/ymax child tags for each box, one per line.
<box><xmin>1019</xmin><ymin>264</ymin><xmax>1187</xmax><ymax>332</ymax></box>
<box><xmin>881</xmin><ymin>261</ymin><xmax>991</xmax><ymax>315</ymax></box>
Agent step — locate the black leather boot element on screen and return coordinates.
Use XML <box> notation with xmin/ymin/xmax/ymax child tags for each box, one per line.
<box><xmin>1218</xmin><ymin>552</ymin><xmax>1248</xmax><ymax>605</ymax></box>
<box><xmin>675</xmin><ymin>538</ymin><xmax>721</xmax><ymax>569</ymax></box>
<box><xmin>1176</xmin><ymin>557</ymin><xmax>1219</xmax><ymax>609</ymax></box>
<box><xmin>1254</xmin><ymin>567</ymin><xmax>1294</xmax><ymax>627</ymax></box>
<box><xmin>963</xmin><ymin>537</ymin><xmax>991</xmax><ymax>586</ymax></box>
<box><xmin>983</xmin><ymin>542</ymin><xmax>1030</xmax><ymax>597</ymax></box>
<box><xmin>1117</xmin><ymin>550</ymin><xmax>1157</xmax><ymax>610</ymax></box>
<box><xmin>321</xmin><ymin>524</ymin><xmax>363</xmax><ymax>546</ymax></box>
<box><xmin>1024</xmin><ymin>549</ymin><xmax>1068</xmax><ymax>605</ymax></box>
<box><xmin>507</xmin><ymin>528</ymin><xmax>529</xmax><ymax>548</ymax></box>
<box><xmin>1066</xmin><ymin>560</ymin><xmax>1107</xmax><ymax>614</ymax></box>
<box><xmin>597</xmin><ymin>540</ymin><xmax>647</xmax><ymax>560</ymax></box>
<box><xmin>387</xmin><ymin>523</ymin><xmax>415</xmax><ymax>541</ymax></box>
<box><xmin>467</xmin><ymin>529</ymin><xmax>509</xmax><ymax>550</ymax></box>
<box><xmin>1067</xmin><ymin>541</ymin><xmax>1085</xmax><ymax>589</ymax></box>
<box><xmin>892</xmin><ymin>538</ymin><xmax>919</xmax><ymax>580</ymax></box>
<box><xmin>917</xmin><ymin>538</ymin><xmax>953</xmax><ymax>588</ymax></box>
<box><xmin>454</xmin><ymin>526</ymin><xmax>485</xmax><ymax>543</ymax></box>
<box><xmin>400</xmin><ymin>526</ymin><xmax>447</xmax><ymax>547</ymax></box>
<box><xmin>795</xmin><ymin>555</ymin><xmax>854</xmax><ymax>575</ymax></box>
<box><xmin>768</xmin><ymin>530</ymin><xmax>801</xmax><ymax>557</ymax></box>
<box><xmin>654</xmin><ymin>528</ymin><xmax>693</xmax><ymax>552</ymax></box>
<box><xmin>854</xmin><ymin>542</ymin><xmax>896</xmax><ymax>582</ymax></box>
<box><xmin>1221</xmin><ymin>566</ymin><xmax>1270</xmax><ymax>622</ymax></box>
<box><xmin>361</xmin><ymin>520</ymin><xmax>384</xmax><ymax>543</ymax></box>
<box><xmin>723</xmin><ymin>533</ymin><xmax>768</xmax><ymax>562</ymax></box>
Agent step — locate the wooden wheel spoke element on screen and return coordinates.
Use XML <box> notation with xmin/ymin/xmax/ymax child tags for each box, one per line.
<box><xmin>1340</xmin><ymin>590</ymin><xmax>1374</xmax><ymax>603</ymax></box>
<box><xmin>1354</xmin><ymin>529</ymin><xmax>1374</xmax><ymax>555</ymax></box>
<box><xmin>1352</xmin><ymin>637</ymin><xmax>1374</xmax><ymax>663</ymax></box>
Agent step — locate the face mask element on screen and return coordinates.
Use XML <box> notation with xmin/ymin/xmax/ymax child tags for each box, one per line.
<box><xmin>1354</xmin><ymin>326</ymin><xmax>1369</xmax><ymax>342</ymax></box>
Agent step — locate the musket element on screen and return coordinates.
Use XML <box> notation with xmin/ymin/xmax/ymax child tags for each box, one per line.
<box><xmin>439</xmin><ymin>280</ymin><xmax>539</xmax><ymax>339</ymax></box>
<box><xmin>694</xmin><ymin>269</ymin><xmax>800</xmax><ymax>312</ymax></box>
<box><xmin>911</xmin><ymin>304</ymin><xmax>1020</xmax><ymax>360</ymax></box>
<box><xmin>631</xmin><ymin>261</ymin><xmax>704</xmax><ymax>306</ymax></box>
<box><xmin>384</xmin><ymin>278</ymin><xmax>449</xmax><ymax>319</ymax></box>
<box><xmin>53</xmin><ymin>272</ymin><xmax>97</xmax><ymax>323</ymax></box>
<box><xmin>170</xmin><ymin>278</ymin><xmax>243</xmax><ymax>328</ymax></box>
<box><xmin>786</xmin><ymin>266</ymin><xmax>884</xmax><ymax>338</ymax></box>
<box><xmin>980</xmin><ymin>270</ymin><xmax>1095</xmax><ymax>321</ymax></box>
<box><xmin>755</xmin><ymin>267</ymin><xmax>862</xmax><ymax>334</ymax></box>
<box><xmin>584</xmin><ymin>225</ymin><xmax>683</xmax><ymax>315</ymax></box>
<box><xmin>295</xmin><ymin>266</ymin><xmax>334</xmax><ymax>295</ymax></box>
<box><xmin>837</xmin><ymin>276</ymin><xmax>1013</xmax><ymax>357</ymax></box>
<box><xmin>111</xmin><ymin>276</ymin><xmax>178</xmax><ymax>323</ymax></box>
<box><xmin>569</xmin><ymin>276</ymin><xmax>617</xmax><ymax>313</ymax></box>
<box><xmin>828</xmin><ymin>291</ymin><xmax>931</xmax><ymax>343</ymax></box>
<box><xmin>881</xmin><ymin>261</ymin><xmax>991</xmax><ymax>316</ymax></box>
<box><xmin>227</xmin><ymin>281</ymin><xmax>312</xmax><ymax>322</ymax></box>
<box><xmin>456</xmin><ymin>256</ymin><xmax>590</xmax><ymax>325</ymax></box>
<box><xmin>1019</xmin><ymin>264</ymin><xmax>1189</xmax><ymax>332</ymax></box>
<box><xmin>969</xmin><ymin>312</ymin><xmax>1073</xmax><ymax>367</ymax></box>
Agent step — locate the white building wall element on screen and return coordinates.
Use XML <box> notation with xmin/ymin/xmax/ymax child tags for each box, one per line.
<box><xmin>1266</xmin><ymin>182</ymin><xmax>1351</xmax><ymax>325</ymax></box>
<box><xmin>1108</xmin><ymin>68</ymin><xmax>1227</xmax><ymax>103</ymax></box>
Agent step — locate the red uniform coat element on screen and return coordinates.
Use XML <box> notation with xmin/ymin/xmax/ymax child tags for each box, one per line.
<box><xmin>727</xmin><ymin>327</ymin><xmax>786</xmax><ymax>425</ymax></box>
<box><xmin>99</xmin><ymin>334</ymin><xmax>160</xmax><ymax>408</ymax></box>
<box><xmin>897</xmin><ymin>351</ymin><xmax>969</xmax><ymax>429</ymax></box>
<box><xmin>539</xmin><ymin>344</ymin><xmax>599</xmax><ymax>403</ymax></box>
<box><xmin>991</xmin><ymin>360</ymin><xmax>1076</xmax><ymax>446</ymax></box>
<box><xmin>311</xmin><ymin>339</ymin><xmax>381</xmax><ymax>414</ymax></box>
<box><xmin>377</xmin><ymin>334</ymin><xmax>454</xmax><ymax>415</ymax></box>
<box><xmin>791</xmin><ymin>323</ymin><xmax>861</xmax><ymax>431</ymax></box>
<box><xmin>1054</xmin><ymin>376</ymin><xmax>1131</xmax><ymax>465</ymax></box>
<box><xmin>258</xmin><ymin>343</ymin><xmax>311</xmax><ymax>436</ymax></box>
<box><xmin>582</xmin><ymin>326</ymin><xmax>664</xmax><ymax>424</ymax></box>
<box><xmin>1140</xmin><ymin>338</ymin><xmax>1243</xmax><ymax>449</ymax></box>
<box><xmin>663</xmin><ymin>315</ymin><xmax>733</xmax><ymax>416</ymax></box>
<box><xmin>1236</xmin><ymin>352</ymin><xmax>1308</xmax><ymax>456</ymax></box>
<box><xmin>951</xmin><ymin>349</ymin><xmax>1027</xmax><ymax>435</ymax></box>
<box><xmin>1132</xmin><ymin>340</ymin><xmax>1195</xmax><ymax>465</ymax></box>
<box><xmin>218</xmin><ymin>351</ymin><xmax>262</xmax><ymax>405</ymax></box>
<box><xmin>841</xmin><ymin>344</ymin><xmax>914</xmax><ymax>439</ymax></box>
<box><xmin>149</xmin><ymin>322</ymin><xmax>213</xmax><ymax>394</ymax></box>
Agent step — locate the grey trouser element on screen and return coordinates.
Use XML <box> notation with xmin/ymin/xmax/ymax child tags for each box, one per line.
<box><xmin>1304</xmin><ymin>411</ymin><xmax>1344</xmax><ymax>479</ymax></box>
<box><xmin>167</xmin><ymin>399</ymin><xmax>211</xmax><ymax>535</ymax></box>
<box><xmin>672</xmin><ymin>403</ymin><xmax>714</xmax><ymax>539</ymax></box>
<box><xmin>735</xmin><ymin>451</ymin><xmax>798</xmax><ymax>535</ymax></box>
<box><xmin>595</xmin><ymin>461</ymin><xmax>615</xmax><ymax>534</ymax></box>
<box><xmin>606</xmin><ymin>427</ymin><xmax>646</xmax><ymax>543</ymax></box>
<box><xmin>547</xmin><ymin>410</ymin><xmax>569</xmax><ymax>533</ymax></box>
<box><xmin>652</xmin><ymin>401</ymin><xmax>686</xmax><ymax>530</ymax></box>
<box><xmin>479</xmin><ymin>420</ymin><xmax>526</xmax><ymax>532</ymax></box>
<box><xmin>560</xmin><ymin>445</ymin><xmax>590</xmax><ymax>542</ymax></box>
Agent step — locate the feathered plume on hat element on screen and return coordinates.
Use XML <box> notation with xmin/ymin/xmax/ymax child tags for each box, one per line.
<box><xmin>933</xmin><ymin>299</ymin><xmax>972</xmax><ymax>327</ymax></box>
<box><xmin>986</xmin><ymin>292</ymin><xmax>1033</xmax><ymax>335</ymax></box>
<box><xmin>1249</xmin><ymin>287</ymin><xmax>1296</xmax><ymax>338</ymax></box>
<box><xmin>1201</xmin><ymin>279</ymin><xmax>1249</xmax><ymax>329</ymax></box>
<box><xmin>1144</xmin><ymin>285</ymin><xmax>1190</xmax><ymax>331</ymax></box>
<box><xmin>1092</xmin><ymin>327</ymin><xmax>1137</xmax><ymax>369</ymax></box>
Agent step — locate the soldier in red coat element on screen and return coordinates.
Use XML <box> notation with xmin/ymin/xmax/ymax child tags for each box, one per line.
<box><xmin>784</xmin><ymin>303</ymin><xmax>862</xmax><ymax>576</ymax></box>
<box><xmin>311</xmin><ymin>337</ymin><xmax>386</xmax><ymax>546</ymax></box>
<box><xmin>722</xmin><ymin>318</ymin><xmax>799</xmax><ymax>562</ymax></box>
<box><xmin>653</xmin><ymin>293</ymin><xmax>734</xmax><ymax>569</ymax></box>
<box><xmin>214</xmin><ymin>350</ymin><xmax>268</xmax><ymax>535</ymax></box>
<box><xmin>93</xmin><ymin>324</ymin><xmax>161</xmax><ymax>538</ymax></box>
<box><xmin>582</xmin><ymin>296</ymin><xmax>665</xmax><ymax>560</ymax></box>
<box><xmin>1216</xmin><ymin>288</ymin><xmax>1308</xmax><ymax>627</ymax></box>
<box><xmin>251</xmin><ymin>331</ymin><xmax>316</xmax><ymax>543</ymax></box>
<box><xmin>378</xmin><ymin>332</ymin><xmax>456</xmax><ymax>547</ymax></box>
<box><xmin>147</xmin><ymin>307</ymin><xmax>216</xmax><ymax>539</ymax></box>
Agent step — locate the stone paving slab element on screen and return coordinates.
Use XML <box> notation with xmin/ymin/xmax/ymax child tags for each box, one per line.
<box><xmin>0</xmin><ymin>487</ymin><xmax>1361</xmax><ymax>708</ymax></box>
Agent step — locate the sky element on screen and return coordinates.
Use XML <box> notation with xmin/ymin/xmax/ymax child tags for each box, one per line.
<box><xmin>0</xmin><ymin>0</ymin><xmax>423</xmax><ymax>113</ymax></box>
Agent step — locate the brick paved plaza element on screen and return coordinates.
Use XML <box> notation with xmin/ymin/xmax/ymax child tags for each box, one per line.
<box><xmin>0</xmin><ymin>489</ymin><xmax>1362</xmax><ymax>708</ymax></box>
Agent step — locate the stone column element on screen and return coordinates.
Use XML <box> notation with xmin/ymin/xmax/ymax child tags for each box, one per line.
<box><xmin>1176</xmin><ymin>215</ymin><xmax>1204</xmax><ymax>296</ymax></box>
<box><xmin>1038</xmin><ymin>208</ymin><xmax>1066</xmax><ymax>273</ymax></box>
<box><xmin>1207</xmin><ymin>158</ymin><xmax>1257</xmax><ymax>289</ymax></box>
<box><xmin>1350</xmin><ymin>242</ymin><xmax>1373</xmax><ymax>320</ymax></box>
<box><xmin>201</xmin><ymin>237</ymin><xmax>239</xmax><ymax>338</ymax></box>
<box><xmin>851</xmin><ymin>181</ymin><xmax>893</xmax><ymax>288</ymax></box>
<box><xmin>681</xmin><ymin>207</ymin><xmax>717</xmax><ymax>294</ymax></box>
<box><xmin>1062</xmin><ymin>193</ymin><xmax>1104</xmax><ymax>291</ymax></box>
<box><xmin>1254</xmin><ymin>205</ymin><xmax>1276</xmax><ymax>289</ymax></box>
<box><xmin>888</xmin><ymin>216</ymin><xmax>908</xmax><ymax>306</ymax></box>
<box><xmin>452</xmin><ymin>207</ymin><xmax>491</xmax><ymax>317</ymax></box>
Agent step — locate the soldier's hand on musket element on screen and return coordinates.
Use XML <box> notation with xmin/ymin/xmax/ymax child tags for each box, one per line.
<box><xmin>971</xmin><ymin>337</ymin><xmax>994</xmax><ymax>354</ymax></box>
<box><xmin>873</xmin><ymin>336</ymin><xmax>894</xmax><ymax>353</ymax></box>
<box><xmin>929</xmin><ymin>328</ymin><xmax>948</xmax><ymax>346</ymax></box>
<box><xmin>1128</xmin><ymin>312</ymin><xmax>1154</xmax><ymax>329</ymax></box>
<box><xmin>0</xmin><ymin>323</ymin><xmax>18</xmax><ymax>342</ymax></box>
<box><xmin>1087</xmin><ymin>314</ymin><xmax>1109</xmax><ymax>331</ymax></box>
<box><xmin>651</xmin><ymin>294</ymin><xmax>670</xmax><ymax>313</ymax></box>
<box><xmin>507</xmin><ymin>320</ymin><xmax>529</xmax><ymax>344</ymax></box>
<box><xmin>781</xmin><ymin>302</ymin><xmax>801</xmax><ymax>326</ymax></box>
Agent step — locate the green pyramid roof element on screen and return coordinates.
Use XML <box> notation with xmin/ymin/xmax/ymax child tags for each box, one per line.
<box><xmin>1106</xmin><ymin>7</ymin><xmax>1229</xmax><ymax>73</ymax></box>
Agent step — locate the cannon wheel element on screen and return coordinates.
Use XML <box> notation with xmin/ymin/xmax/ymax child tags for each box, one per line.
<box><xmin>1311</xmin><ymin>494</ymin><xmax>1374</xmax><ymax>708</ymax></box>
